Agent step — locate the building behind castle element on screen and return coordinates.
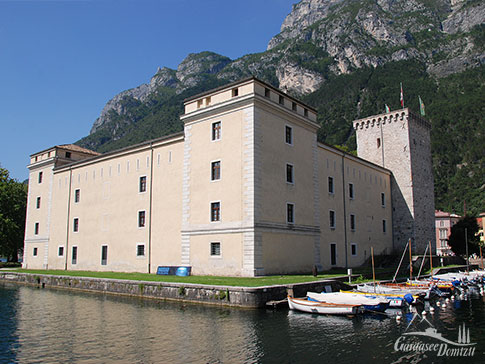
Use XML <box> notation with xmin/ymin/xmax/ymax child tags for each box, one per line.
<box><xmin>22</xmin><ymin>77</ymin><xmax>434</xmax><ymax>276</ymax></box>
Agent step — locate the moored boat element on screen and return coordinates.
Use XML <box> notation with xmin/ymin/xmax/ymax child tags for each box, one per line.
<box><xmin>287</xmin><ymin>296</ymin><xmax>364</xmax><ymax>315</ymax></box>
<box><xmin>343</xmin><ymin>288</ymin><xmax>416</xmax><ymax>307</ymax></box>
<box><xmin>306</xmin><ymin>291</ymin><xmax>390</xmax><ymax>313</ymax></box>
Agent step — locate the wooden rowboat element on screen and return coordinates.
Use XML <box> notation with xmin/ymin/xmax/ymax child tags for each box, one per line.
<box><xmin>287</xmin><ymin>296</ymin><xmax>364</xmax><ymax>315</ymax></box>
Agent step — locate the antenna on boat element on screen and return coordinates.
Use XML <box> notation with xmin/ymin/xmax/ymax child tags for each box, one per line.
<box><xmin>417</xmin><ymin>244</ymin><xmax>429</xmax><ymax>279</ymax></box>
<box><xmin>429</xmin><ymin>241</ymin><xmax>433</xmax><ymax>277</ymax></box>
<box><xmin>371</xmin><ymin>246</ymin><xmax>376</xmax><ymax>293</ymax></box>
<box><xmin>392</xmin><ymin>240</ymin><xmax>409</xmax><ymax>283</ymax></box>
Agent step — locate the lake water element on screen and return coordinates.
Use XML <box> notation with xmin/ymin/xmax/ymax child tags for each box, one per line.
<box><xmin>1</xmin><ymin>282</ymin><xmax>484</xmax><ymax>364</ymax></box>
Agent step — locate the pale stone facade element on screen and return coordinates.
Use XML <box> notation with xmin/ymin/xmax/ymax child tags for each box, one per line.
<box><xmin>23</xmin><ymin>77</ymin><xmax>432</xmax><ymax>276</ymax></box>
<box><xmin>354</xmin><ymin>110</ymin><xmax>435</xmax><ymax>254</ymax></box>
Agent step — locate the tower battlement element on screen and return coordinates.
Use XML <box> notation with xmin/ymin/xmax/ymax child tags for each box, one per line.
<box><xmin>353</xmin><ymin>108</ymin><xmax>430</xmax><ymax>132</ymax></box>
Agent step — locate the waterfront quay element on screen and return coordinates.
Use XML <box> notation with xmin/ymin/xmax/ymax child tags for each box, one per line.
<box><xmin>0</xmin><ymin>271</ymin><xmax>352</xmax><ymax>308</ymax></box>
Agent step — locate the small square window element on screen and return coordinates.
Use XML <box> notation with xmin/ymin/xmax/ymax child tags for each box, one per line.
<box><xmin>65</xmin><ymin>152</ymin><xmax>71</xmax><ymax>158</ymax></box>
<box><xmin>232</xmin><ymin>88</ymin><xmax>238</xmax><ymax>97</ymax></box>
<box><xmin>212</xmin><ymin>121</ymin><xmax>221</xmax><ymax>141</ymax></box>
<box><xmin>36</xmin><ymin>197</ymin><xmax>41</xmax><ymax>209</ymax></box>
<box><xmin>211</xmin><ymin>161</ymin><xmax>221</xmax><ymax>181</ymax></box>
<box><xmin>205</xmin><ymin>97</ymin><xmax>211</xmax><ymax>106</ymax></box>
<box><xmin>328</xmin><ymin>177</ymin><xmax>334</xmax><ymax>194</ymax></box>
<box><xmin>72</xmin><ymin>246</ymin><xmax>78</xmax><ymax>265</ymax></box>
<box><xmin>101</xmin><ymin>245</ymin><xmax>108</xmax><ymax>265</ymax></box>
<box><xmin>211</xmin><ymin>202</ymin><xmax>221</xmax><ymax>222</ymax></box>
<box><xmin>73</xmin><ymin>218</ymin><xmax>79</xmax><ymax>232</ymax></box>
<box><xmin>285</xmin><ymin>126</ymin><xmax>293</xmax><ymax>145</ymax></box>
<box><xmin>74</xmin><ymin>189</ymin><xmax>80</xmax><ymax>203</ymax></box>
<box><xmin>34</xmin><ymin>222</ymin><xmax>39</xmax><ymax>235</ymax></box>
<box><xmin>197</xmin><ymin>99</ymin><xmax>203</xmax><ymax>108</ymax></box>
<box><xmin>38</xmin><ymin>171</ymin><xmax>43</xmax><ymax>184</ymax></box>
<box><xmin>137</xmin><ymin>244</ymin><xmax>145</xmax><ymax>257</ymax></box>
<box><xmin>58</xmin><ymin>246</ymin><xmax>64</xmax><ymax>257</ymax></box>
<box><xmin>210</xmin><ymin>242</ymin><xmax>221</xmax><ymax>256</ymax></box>
<box><xmin>33</xmin><ymin>247</ymin><xmax>38</xmax><ymax>256</ymax></box>
<box><xmin>286</xmin><ymin>164</ymin><xmax>294</xmax><ymax>184</ymax></box>
<box><xmin>351</xmin><ymin>244</ymin><xmax>357</xmax><ymax>256</ymax></box>
<box><xmin>264</xmin><ymin>88</ymin><xmax>270</xmax><ymax>98</ymax></box>
<box><xmin>350</xmin><ymin>214</ymin><xmax>356</xmax><ymax>231</ymax></box>
<box><xmin>138</xmin><ymin>211</ymin><xmax>146</xmax><ymax>228</ymax></box>
<box><xmin>279</xmin><ymin>95</ymin><xmax>284</xmax><ymax>105</ymax></box>
<box><xmin>329</xmin><ymin>210</ymin><xmax>336</xmax><ymax>229</ymax></box>
<box><xmin>287</xmin><ymin>203</ymin><xmax>295</xmax><ymax>224</ymax></box>
<box><xmin>349</xmin><ymin>183</ymin><xmax>354</xmax><ymax>199</ymax></box>
<box><xmin>139</xmin><ymin>176</ymin><xmax>147</xmax><ymax>193</ymax></box>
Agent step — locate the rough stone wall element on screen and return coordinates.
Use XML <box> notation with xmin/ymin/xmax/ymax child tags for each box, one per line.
<box><xmin>354</xmin><ymin>109</ymin><xmax>434</xmax><ymax>254</ymax></box>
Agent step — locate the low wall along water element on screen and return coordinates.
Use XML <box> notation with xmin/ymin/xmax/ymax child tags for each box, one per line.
<box><xmin>0</xmin><ymin>272</ymin><xmax>351</xmax><ymax>308</ymax></box>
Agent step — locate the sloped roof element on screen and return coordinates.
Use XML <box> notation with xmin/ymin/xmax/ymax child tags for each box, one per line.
<box><xmin>57</xmin><ymin>144</ymin><xmax>100</xmax><ymax>156</ymax></box>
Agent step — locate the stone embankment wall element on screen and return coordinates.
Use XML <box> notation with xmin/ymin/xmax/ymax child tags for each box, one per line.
<box><xmin>0</xmin><ymin>272</ymin><xmax>351</xmax><ymax>308</ymax></box>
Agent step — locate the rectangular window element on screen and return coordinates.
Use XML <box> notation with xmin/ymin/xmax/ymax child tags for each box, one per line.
<box><xmin>101</xmin><ymin>245</ymin><xmax>108</xmax><ymax>266</ymax></box>
<box><xmin>139</xmin><ymin>176</ymin><xmax>147</xmax><ymax>193</ymax></box>
<box><xmin>351</xmin><ymin>243</ymin><xmax>357</xmax><ymax>256</ymax></box>
<box><xmin>286</xmin><ymin>164</ymin><xmax>294</xmax><ymax>184</ymax></box>
<box><xmin>439</xmin><ymin>229</ymin><xmax>447</xmax><ymax>239</ymax></box>
<box><xmin>349</xmin><ymin>183</ymin><xmax>354</xmax><ymax>199</ymax></box>
<box><xmin>350</xmin><ymin>214</ymin><xmax>356</xmax><ymax>231</ymax></box>
<box><xmin>330</xmin><ymin>243</ymin><xmax>337</xmax><ymax>266</ymax></box>
<box><xmin>382</xmin><ymin>219</ymin><xmax>387</xmax><ymax>233</ymax></box>
<box><xmin>137</xmin><ymin>244</ymin><xmax>145</xmax><ymax>257</ymax></box>
<box><xmin>287</xmin><ymin>203</ymin><xmax>295</xmax><ymax>224</ymax></box>
<box><xmin>232</xmin><ymin>88</ymin><xmax>238</xmax><ymax>97</ymax></box>
<box><xmin>36</xmin><ymin>197</ymin><xmax>41</xmax><ymax>209</ymax></box>
<box><xmin>292</xmin><ymin>102</ymin><xmax>297</xmax><ymax>111</ymax></box>
<box><xmin>328</xmin><ymin>177</ymin><xmax>334</xmax><ymax>194</ymax></box>
<box><xmin>377</xmin><ymin>138</ymin><xmax>381</xmax><ymax>148</ymax></box>
<box><xmin>65</xmin><ymin>151</ymin><xmax>71</xmax><ymax>158</ymax></box>
<box><xmin>72</xmin><ymin>246</ymin><xmax>77</xmax><ymax>265</ymax></box>
<box><xmin>73</xmin><ymin>218</ymin><xmax>79</xmax><ymax>232</ymax></box>
<box><xmin>381</xmin><ymin>193</ymin><xmax>385</xmax><ymax>207</ymax></box>
<box><xmin>304</xmin><ymin>108</ymin><xmax>308</xmax><ymax>117</ymax></box>
<box><xmin>279</xmin><ymin>95</ymin><xmax>284</xmax><ymax>105</ymax></box>
<box><xmin>210</xmin><ymin>242</ymin><xmax>221</xmax><ymax>256</ymax></box>
<box><xmin>211</xmin><ymin>161</ymin><xmax>221</xmax><ymax>181</ymax></box>
<box><xmin>74</xmin><ymin>189</ymin><xmax>80</xmax><ymax>203</ymax></box>
<box><xmin>212</xmin><ymin>121</ymin><xmax>221</xmax><ymax>141</ymax></box>
<box><xmin>264</xmin><ymin>88</ymin><xmax>270</xmax><ymax>98</ymax></box>
<box><xmin>34</xmin><ymin>222</ymin><xmax>39</xmax><ymax>235</ymax></box>
<box><xmin>440</xmin><ymin>220</ymin><xmax>444</xmax><ymax>227</ymax></box>
<box><xmin>138</xmin><ymin>211</ymin><xmax>146</xmax><ymax>228</ymax></box>
<box><xmin>211</xmin><ymin>202</ymin><xmax>221</xmax><ymax>222</ymax></box>
<box><xmin>329</xmin><ymin>210</ymin><xmax>336</xmax><ymax>229</ymax></box>
<box><xmin>285</xmin><ymin>126</ymin><xmax>293</xmax><ymax>145</ymax></box>
<box><xmin>58</xmin><ymin>246</ymin><xmax>64</xmax><ymax>257</ymax></box>
<box><xmin>38</xmin><ymin>171</ymin><xmax>43</xmax><ymax>184</ymax></box>
<box><xmin>33</xmin><ymin>247</ymin><xmax>38</xmax><ymax>256</ymax></box>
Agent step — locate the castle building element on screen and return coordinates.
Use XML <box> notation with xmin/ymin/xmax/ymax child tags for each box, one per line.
<box><xmin>22</xmin><ymin>77</ymin><xmax>434</xmax><ymax>276</ymax></box>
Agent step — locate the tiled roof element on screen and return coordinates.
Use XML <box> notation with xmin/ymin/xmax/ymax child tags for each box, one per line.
<box><xmin>57</xmin><ymin>144</ymin><xmax>100</xmax><ymax>156</ymax></box>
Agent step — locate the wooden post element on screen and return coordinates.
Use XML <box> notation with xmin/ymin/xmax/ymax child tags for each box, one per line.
<box><xmin>409</xmin><ymin>238</ymin><xmax>413</xmax><ymax>280</ymax></box>
<box><xmin>371</xmin><ymin>246</ymin><xmax>376</xmax><ymax>293</ymax></box>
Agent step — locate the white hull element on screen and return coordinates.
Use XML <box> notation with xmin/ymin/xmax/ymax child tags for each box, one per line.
<box><xmin>288</xmin><ymin>296</ymin><xmax>363</xmax><ymax>315</ymax></box>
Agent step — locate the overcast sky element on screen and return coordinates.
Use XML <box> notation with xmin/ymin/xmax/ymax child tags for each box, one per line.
<box><xmin>0</xmin><ymin>0</ymin><xmax>296</xmax><ymax>181</ymax></box>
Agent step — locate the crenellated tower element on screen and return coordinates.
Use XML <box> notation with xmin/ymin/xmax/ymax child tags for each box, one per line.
<box><xmin>353</xmin><ymin>108</ymin><xmax>435</xmax><ymax>253</ymax></box>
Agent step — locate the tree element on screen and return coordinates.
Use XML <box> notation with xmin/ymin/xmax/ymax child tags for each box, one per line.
<box><xmin>0</xmin><ymin>166</ymin><xmax>28</xmax><ymax>262</ymax></box>
<box><xmin>448</xmin><ymin>216</ymin><xmax>480</xmax><ymax>256</ymax></box>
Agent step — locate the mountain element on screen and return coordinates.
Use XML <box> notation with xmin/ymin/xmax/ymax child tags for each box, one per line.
<box><xmin>76</xmin><ymin>0</ymin><xmax>485</xmax><ymax>216</ymax></box>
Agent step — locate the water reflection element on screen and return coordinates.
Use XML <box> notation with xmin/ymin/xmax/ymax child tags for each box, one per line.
<box><xmin>1</xmin><ymin>283</ymin><xmax>484</xmax><ymax>364</ymax></box>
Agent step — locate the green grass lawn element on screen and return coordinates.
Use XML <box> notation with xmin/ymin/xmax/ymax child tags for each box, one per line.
<box><xmin>4</xmin><ymin>268</ymin><xmax>347</xmax><ymax>287</ymax></box>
